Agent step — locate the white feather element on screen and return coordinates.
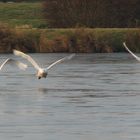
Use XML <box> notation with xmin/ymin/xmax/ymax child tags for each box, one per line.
<box><xmin>0</xmin><ymin>58</ymin><xmax>27</xmax><ymax>70</ymax></box>
<box><xmin>123</xmin><ymin>42</ymin><xmax>140</xmax><ymax>61</ymax></box>
<box><xmin>13</xmin><ymin>50</ymin><xmax>40</xmax><ymax>70</ymax></box>
<box><xmin>46</xmin><ymin>54</ymin><xmax>75</xmax><ymax>70</ymax></box>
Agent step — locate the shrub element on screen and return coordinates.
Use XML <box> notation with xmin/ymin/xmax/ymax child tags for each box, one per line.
<box><xmin>0</xmin><ymin>24</ymin><xmax>140</xmax><ymax>53</ymax></box>
<box><xmin>44</xmin><ymin>0</ymin><xmax>140</xmax><ymax>28</ymax></box>
<box><xmin>0</xmin><ymin>24</ymin><xmax>40</xmax><ymax>53</ymax></box>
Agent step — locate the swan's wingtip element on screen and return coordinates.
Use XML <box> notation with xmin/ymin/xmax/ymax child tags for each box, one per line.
<box><xmin>123</xmin><ymin>42</ymin><xmax>126</xmax><ymax>46</ymax></box>
<box><xmin>13</xmin><ymin>49</ymin><xmax>22</xmax><ymax>56</ymax></box>
<box><xmin>25</xmin><ymin>64</ymin><xmax>28</xmax><ymax>68</ymax></box>
<box><xmin>23</xmin><ymin>65</ymin><xmax>28</xmax><ymax>70</ymax></box>
<box><xmin>19</xmin><ymin>63</ymin><xmax>28</xmax><ymax>70</ymax></box>
<box><xmin>13</xmin><ymin>49</ymin><xmax>17</xmax><ymax>54</ymax></box>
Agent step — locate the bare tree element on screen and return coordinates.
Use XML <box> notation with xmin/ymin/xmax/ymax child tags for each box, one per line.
<box><xmin>43</xmin><ymin>0</ymin><xmax>140</xmax><ymax>28</ymax></box>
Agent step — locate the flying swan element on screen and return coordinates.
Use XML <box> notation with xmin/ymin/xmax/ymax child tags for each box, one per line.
<box><xmin>123</xmin><ymin>42</ymin><xmax>140</xmax><ymax>61</ymax></box>
<box><xmin>0</xmin><ymin>58</ymin><xmax>27</xmax><ymax>71</ymax></box>
<box><xmin>13</xmin><ymin>50</ymin><xmax>75</xmax><ymax>79</ymax></box>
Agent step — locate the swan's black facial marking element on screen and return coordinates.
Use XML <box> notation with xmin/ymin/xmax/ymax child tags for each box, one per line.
<box><xmin>42</xmin><ymin>72</ymin><xmax>47</xmax><ymax>78</ymax></box>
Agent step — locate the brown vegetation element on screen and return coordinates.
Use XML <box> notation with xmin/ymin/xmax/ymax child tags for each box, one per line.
<box><xmin>44</xmin><ymin>0</ymin><xmax>140</xmax><ymax>28</ymax></box>
<box><xmin>0</xmin><ymin>25</ymin><xmax>140</xmax><ymax>53</ymax></box>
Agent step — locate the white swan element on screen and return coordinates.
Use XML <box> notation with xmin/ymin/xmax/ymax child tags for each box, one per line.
<box><xmin>13</xmin><ymin>50</ymin><xmax>75</xmax><ymax>79</ymax></box>
<box><xmin>0</xmin><ymin>58</ymin><xmax>27</xmax><ymax>71</ymax></box>
<box><xmin>123</xmin><ymin>42</ymin><xmax>140</xmax><ymax>61</ymax></box>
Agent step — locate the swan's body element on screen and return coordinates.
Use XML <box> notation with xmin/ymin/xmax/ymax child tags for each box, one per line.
<box><xmin>0</xmin><ymin>58</ymin><xmax>27</xmax><ymax>71</ymax></box>
<box><xmin>13</xmin><ymin>50</ymin><xmax>75</xmax><ymax>79</ymax></box>
<box><xmin>37</xmin><ymin>69</ymin><xmax>47</xmax><ymax>79</ymax></box>
<box><xmin>123</xmin><ymin>42</ymin><xmax>140</xmax><ymax>61</ymax></box>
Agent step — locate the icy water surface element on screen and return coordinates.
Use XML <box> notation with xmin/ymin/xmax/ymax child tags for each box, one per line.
<box><xmin>0</xmin><ymin>53</ymin><xmax>140</xmax><ymax>140</ymax></box>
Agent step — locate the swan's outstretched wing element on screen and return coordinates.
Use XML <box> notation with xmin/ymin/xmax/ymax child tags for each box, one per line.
<box><xmin>46</xmin><ymin>54</ymin><xmax>75</xmax><ymax>70</ymax></box>
<box><xmin>0</xmin><ymin>58</ymin><xmax>27</xmax><ymax>70</ymax></box>
<box><xmin>123</xmin><ymin>42</ymin><xmax>140</xmax><ymax>61</ymax></box>
<box><xmin>13</xmin><ymin>50</ymin><xmax>40</xmax><ymax>70</ymax></box>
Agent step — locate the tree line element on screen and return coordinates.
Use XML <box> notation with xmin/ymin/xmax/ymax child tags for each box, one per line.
<box><xmin>0</xmin><ymin>0</ymin><xmax>43</xmax><ymax>2</ymax></box>
<box><xmin>44</xmin><ymin>0</ymin><xmax>140</xmax><ymax>28</ymax></box>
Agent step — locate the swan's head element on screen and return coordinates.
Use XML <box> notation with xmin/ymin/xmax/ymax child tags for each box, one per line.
<box><xmin>37</xmin><ymin>69</ymin><xmax>48</xmax><ymax>79</ymax></box>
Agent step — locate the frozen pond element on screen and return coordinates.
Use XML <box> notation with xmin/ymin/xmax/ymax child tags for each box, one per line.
<box><xmin>0</xmin><ymin>53</ymin><xmax>140</xmax><ymax>140</ymax></box>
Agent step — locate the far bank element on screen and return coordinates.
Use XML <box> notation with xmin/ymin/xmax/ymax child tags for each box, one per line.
<box><xmin>0</xmin><ymin>26</ymin><xmax>140</xmax><ymax>53</ymax></box>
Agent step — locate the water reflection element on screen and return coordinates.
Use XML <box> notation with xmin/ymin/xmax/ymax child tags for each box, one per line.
<box><xmin>38</xmin><ymin>88</ymin><xmax>48</xmax><ymax>94</ymax></box>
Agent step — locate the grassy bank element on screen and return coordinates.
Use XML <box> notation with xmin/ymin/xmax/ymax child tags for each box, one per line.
<box><xmin>0</xmin><ymin>2</ymin><xmax>47</xmax><ymax>28</ymax></box>
<box><xmin>0</xmin><ymin>26</ymin><xmax>140</xmax><ymax>53</ymax></box>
